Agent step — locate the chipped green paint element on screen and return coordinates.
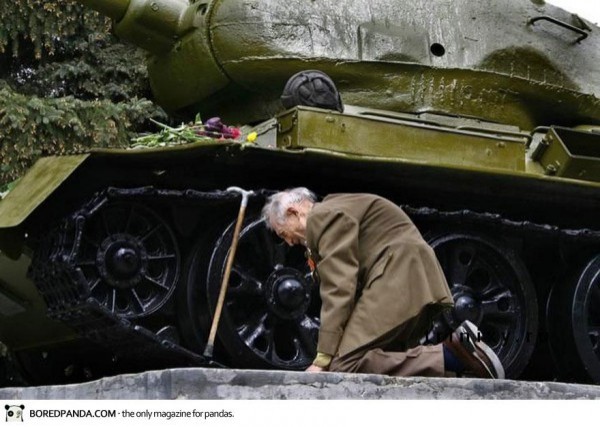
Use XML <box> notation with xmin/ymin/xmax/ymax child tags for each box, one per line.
<box><xmin>0</xmin><ymin>155</ymin><xmax>89</xmax><ymax>229</ymax></box>
<box><xmin>78</xmin><ymin>0</ymin><xmax>600</xmax><ymax>129</ymax></box>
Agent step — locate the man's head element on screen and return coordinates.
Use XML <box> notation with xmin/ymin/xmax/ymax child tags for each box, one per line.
<box><xmin>262</xmin><ymin>188</ymin><xmax>317</xmax><ymax>246</ymax></box>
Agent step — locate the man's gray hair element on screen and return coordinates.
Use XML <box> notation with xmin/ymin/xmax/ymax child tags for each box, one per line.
<box><xmin>262</xmin><ymin>187</ymin><xmax>317</xmax><ymax>229</ymax></box>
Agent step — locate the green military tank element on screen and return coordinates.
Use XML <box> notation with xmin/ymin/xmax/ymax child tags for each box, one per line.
<box><xmin>1</xmin><ymin>0</ymin><xmax>599</xmax><ymax>385</ymax></box>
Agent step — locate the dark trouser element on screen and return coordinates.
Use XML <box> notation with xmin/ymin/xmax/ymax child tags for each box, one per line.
<box><xmin>329</xmin><ymin>309</ymin><xmax>445</xmax><ymax>377</ymax></box>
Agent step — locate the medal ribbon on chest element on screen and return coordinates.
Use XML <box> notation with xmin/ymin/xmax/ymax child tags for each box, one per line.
<box><xmin>305</xmin><ymin>247</ymin><xmax>319</xmax><ymax>282</ymax></box>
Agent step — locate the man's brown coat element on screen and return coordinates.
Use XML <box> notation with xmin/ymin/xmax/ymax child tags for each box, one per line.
<box><xmin>306</xmin><ymin>193</ymin><xmax>453</xmax><ymax>357</ymax></box>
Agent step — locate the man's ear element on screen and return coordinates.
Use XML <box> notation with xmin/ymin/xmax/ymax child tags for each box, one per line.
<box><xmin>286</xmin><ymin>206</ymin><xmax>299</xmax><ymax>217</ymax></box>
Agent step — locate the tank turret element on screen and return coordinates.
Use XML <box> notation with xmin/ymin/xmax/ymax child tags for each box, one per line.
<box><xmin>79</xmin><ymin>0</ymin><xmax>600</xmax><ymax>128</ymax></box>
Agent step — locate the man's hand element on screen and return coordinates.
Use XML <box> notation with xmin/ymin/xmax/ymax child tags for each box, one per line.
<box><xmin>308</xmin><ymin>352</ymin><xmax>332</xmax><ymax>372</ymax></box>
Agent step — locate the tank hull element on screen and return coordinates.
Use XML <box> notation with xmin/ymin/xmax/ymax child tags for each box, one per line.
<box><xmin>1</xmin><ymin>106</ymin><xmax>599</xmax><ymax>384</ymax></box>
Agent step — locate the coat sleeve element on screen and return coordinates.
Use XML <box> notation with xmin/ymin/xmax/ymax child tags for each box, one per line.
<box><xmin>308</xmin><ymin>208</ymin><xmax>360</xmax><ymax>356</ymax></box>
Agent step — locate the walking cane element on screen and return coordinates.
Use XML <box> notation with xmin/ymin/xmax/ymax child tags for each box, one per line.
<box><xmin>203</xmin><ymin>186</ymin><xmax>255</xmax><ymax>362</ymax></box>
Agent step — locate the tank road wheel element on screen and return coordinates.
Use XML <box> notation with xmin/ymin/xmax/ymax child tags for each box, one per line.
<box><xmin>177</xmin><ymin>227</ymin><xmax>222</xmax><ymax>354</ymax></box>
<box><xmin>547</xmin><ymin>255</ymin><xmax>600</xmax><ymax>383</ymax></box>
<box><xmin>206</xmin><ymin>217</ymin><xmax>320</xmax><ymax>370</ymax></box>
<box><xmin>74</xmin><ymin>202</ymin><xmax>180</xmax><ymax>318</ymax></box>
<box><xmin>427</xmin><ymin>232</ymin><xmax>538</xmax><ymax>379</ymax></box>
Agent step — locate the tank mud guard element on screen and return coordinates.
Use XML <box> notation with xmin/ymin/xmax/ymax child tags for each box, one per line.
<box><xmin>0</xmin><ymin>155</ymin><xmax>89</xmax><ymax>230</ymax></box>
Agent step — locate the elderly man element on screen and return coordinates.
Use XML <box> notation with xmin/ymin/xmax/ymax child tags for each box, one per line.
<box><xmin>262</xmin><ymin>188</ymin><xmax>504</xmax><ymax>378</ymax></box>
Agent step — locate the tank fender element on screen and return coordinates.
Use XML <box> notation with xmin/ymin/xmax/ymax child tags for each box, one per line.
<box><xmin>0</xmin><ymin>154</ymin><xmax>89</xmax><ymax>231</ymax></box>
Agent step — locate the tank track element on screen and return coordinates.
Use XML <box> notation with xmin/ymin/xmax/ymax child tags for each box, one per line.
<box><xmin>401</xmin><ymin>206</ymin><xmax>600</xmax><ymax>244</ymax></box>
<box><xmin>27</xmin><ymin>187</ymin><xmax>241</xmax><ymax>368</ymax></box>
<box><xmin>27</xmin><ymin>186</ymin><xmax>600</xmax><ymax>371</ymax></box>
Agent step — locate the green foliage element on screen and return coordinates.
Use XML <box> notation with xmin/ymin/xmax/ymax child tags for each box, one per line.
<box><xmin>0</xmin><ymin>0</ymin><xmax>109</xmax><ymax>59</ymax></box>
<box><xmin>0</xmin><ymin>82</ymin><xmax>166</xmax><ymax>185</ymax></box>
<box><xmin>1</xmin><ymin>1</ymin><xmax>149</xmax><ymax>103</ymax></box>
<box><xmin>15</xmin><ymin>40</ymin><xmax>152</xmax><ymax>102</ymax></box>
<box><xmin>0</xmin><ymin>179</ymin><xmax>19</xmax><ymax>200</ymax></box>
<box><xmin>0</xmin><ymin>1</ymin><xmax>168</xmax><ymax>188</ymax></box>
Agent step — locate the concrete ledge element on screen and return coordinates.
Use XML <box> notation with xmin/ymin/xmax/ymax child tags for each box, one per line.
<box><xmin>1</xmin><ymin>368</ymin><xmax>600</xmax><ymax>399</ymax></box>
